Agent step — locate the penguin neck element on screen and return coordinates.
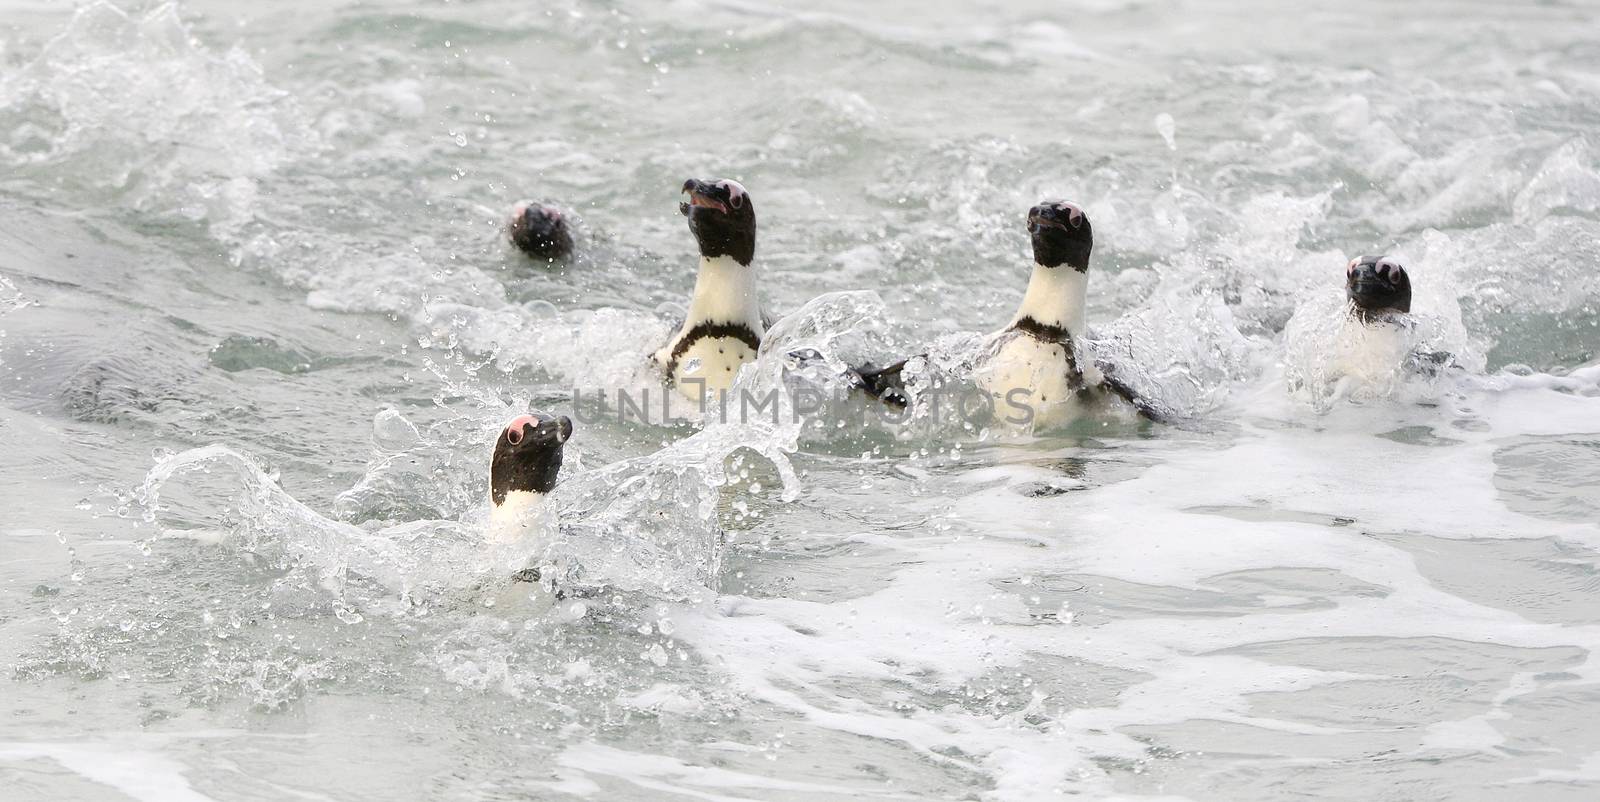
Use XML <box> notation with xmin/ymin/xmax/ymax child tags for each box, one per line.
<box><xmin>682</xmin><ymin>255</ymin><xmax>763</xmax><ymax>336</ymax></box>
<box><xmin>1350</xmin><ymin>304</ymin><xmax>1410</xmax><ymax>328</ymax></box>
<box><xmin>487</xmin><ymin>489</ymin><xmax>548</xmax><ymax>544</ymax></box>
<box><xmin>1011</xmin><ymin>263</ymin><xmax>1087</xmax><ymax>335</ymax></box>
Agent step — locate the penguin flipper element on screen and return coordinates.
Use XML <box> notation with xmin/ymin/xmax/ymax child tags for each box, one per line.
<box><xmin>1407</xmin><ymin>349</ymin><xmax>1457</xmax><ymax>377</ymax></box>
<box><xmin>783</xmin><ymin>349</ymin><xmax>914</xmax><ymax>410</ymax></box>
<box><xmin>651</xmin><ymin>313</ymin><xmax>688</xmax><ymax>374</ymax></box>
<box><xmin>1098</xmin><ymin>374</ymin><xmax>1167</xmax><ymax>422</ymax></box>
<box><xmin>852</xmin><ymin>357</ymin><xmax>915</xmax><ymax>410</ymax></box>
<box><xmin>1094</xmin><ymin>360</ymin><xmax>1170</xmax><ymax>423</ymax></box>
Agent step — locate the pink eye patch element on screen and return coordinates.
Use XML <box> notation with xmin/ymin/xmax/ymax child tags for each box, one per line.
<box><xmin>504</xmin><ymin>414</ymin><xmax>541</xmax><ymax>444</ymax></box>
<box><xmin>717</xmin><ymin>180</ymin><xmax>748</xmax><ymax>209</ymax></box>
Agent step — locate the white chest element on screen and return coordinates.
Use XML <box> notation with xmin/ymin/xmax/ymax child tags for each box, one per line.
<box><xmin>481</xmin><ymin>491</ymin><xmax>564</xmax><ymax>613</ymax></box>
<box><xmin>974</xmin><ymin>262</ymin><xmax>1099</xmax><ymax>426</ymax></box>
<box><xmin>664</xmin><ymin>335</ymin><xmax>759</xmax><ymax>397</ymax></box>
<box><xmin>978</xmin><ymin>334</ymin><xmax>1088</xmax><ymax>425</ymax></box>
<box><xmin>1331</xmin><ymin>318</ymin><xmax>1409</xmax><ymax>386</ymax></box>
<box><xmin>654</xmin><ymin>255</ymin><xmax>764</xmax><ymax>399</ymax></box>
<box><xmin>487</xmin><ymin>490</ymin><xmax>549</xmax><ymax>546</ymax></box>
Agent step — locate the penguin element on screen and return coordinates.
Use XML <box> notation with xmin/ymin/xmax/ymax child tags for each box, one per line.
<box><xmin>651</xmin><ymin>178</ymin><xmax>766</xmax><ymax>401</ymax></box>
<box><xmin>507</xmin><ymin>201</ymin><xmax>574</xmax><ymax>261</ymax></box>
<box><xmin>488</xmin><ymin>411</ymin><xmax>573</xmax><ymax>550</ymax></box>
<box><xmin>854</xmin><ymin>201</ymin><xmax>1163</xmax><ymax>425</ymax></box>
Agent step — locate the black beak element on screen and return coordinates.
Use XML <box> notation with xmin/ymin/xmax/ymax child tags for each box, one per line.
<box><xmin>681</xmin><ymin>179</ymin><xmax>696</xmax><ymax>217</ymax></box>
<box><xmin>1028</xmin><ymin>204</ymin><xmax>1082</xmax><ymax>233</ymax></box>
<box><xmin>531</xmin><ymin>414</ymin><xmax>572</xmax><ymax>445</ymax></box>
<box><xmin>1348</xmin><ymin>264</ymin><xmax>1390</xmax><ymax>296</ymax></box>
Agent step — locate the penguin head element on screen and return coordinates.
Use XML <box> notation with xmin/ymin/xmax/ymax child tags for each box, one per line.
<box><xmin>490</xmin><ymin>412</ymin><xmax>573</xmax><ymax>505</ymax></box>
<box><xmin>1345</xmin><ymin>255</ymin><xmax>1412</xmax><ymax>318</ymax></box>
<box><xmin>680</xmin><ymin>178</ymin><xmax>756</xmax><ymax>266</ymax></box>
<box><xmin>1027</xmin><ymin>201</ymin><xmax>1093</xmax><ymax>271</ymax></box>
<box><xmin>508</xmin><ymin>201</ymin><xmax>574</xmax><ymax>261</ymax></box>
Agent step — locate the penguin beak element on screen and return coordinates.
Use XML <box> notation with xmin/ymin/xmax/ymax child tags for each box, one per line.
<box><xmin>1027</xmin><ymin>208</ymin><xmax>1064</xmax><ymax>232</ymax></box>
<box><xmin>1348</xmin><ymin>263</ymin><xmax>1393</xmax><ymax>295</ymax></box>
<box><xmin>533</xmin><ymin>414</ymin><xmax>573</xmax><ymax>445</ymax></box>
<box><xmin>682</xmin><ymin>179</ymin><xmax>729</xmax><ymax>214</ymax></box>
<box><xmin>1028</xmin><ymin>204</ymin><xmax>1084</xmax><ymax>232</ymax></box>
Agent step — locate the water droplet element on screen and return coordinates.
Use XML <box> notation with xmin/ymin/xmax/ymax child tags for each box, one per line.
<box><xmin>644</xmin><ymin>644</ymin><xmax>668</xmax><ymax>666</ymax></box>
<box><xmin>1154</xmin><ymin>112</ymin><xmax>1177</xmax><ymax>150</ymax></box>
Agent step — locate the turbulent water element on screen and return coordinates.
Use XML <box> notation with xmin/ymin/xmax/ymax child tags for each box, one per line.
<box><xmin>3</xmin><ymin>0</ymin><xmax>1600</xmax><ymax>799</ymax></box>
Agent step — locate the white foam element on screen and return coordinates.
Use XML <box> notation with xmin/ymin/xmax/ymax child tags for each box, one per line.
<box><xmin>658</xmin><ymin>369</ymin><xmax>1600</xmax><ymax>798</ymax></box>
<box><xmin>0</xmin><ymin>739</ymin><xmax>215</xmax><ymax>802</ymax></box>
<box><xmin>1508</xmin><ymin>752</ymin><xmax>1600</xmax><ymax>786</ymax></box>
<box><xmin>550</xmin><ymin>743</ymin><xmax>879</xmax><ymax>800</ymax></box>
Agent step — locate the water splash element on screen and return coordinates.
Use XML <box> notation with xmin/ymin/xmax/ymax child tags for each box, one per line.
<box><xmin>0</xmin><ymin>2</ymin><xmax>314</xmax><ymax>237</ymax></box>
<box><xmin>134</xmin><ymin>444</ymin><xmax>502</xmax><ymax>607</ymax></box>
<box><xmin>1282</xmin><ymin>298</ymin><xmax>1398</xmax><ymax>409</ymax></box>
<box><xmin>137</xmin><ymin>401</ymin><xmax>802</xmax><ymax>608</ymax></box>
<box><xmin>0</xmin><ymin>273</ymin><xmax>30</xmax><ymax>314</ymax></box>
<box><xmin>553</xmin><ymin>419</ymin><xmax>800</xmax><ymax>601</ymax></box>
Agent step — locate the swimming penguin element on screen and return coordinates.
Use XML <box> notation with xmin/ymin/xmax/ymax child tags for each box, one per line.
<box><xmin>855</xmin><ymin>201</ymin><xmax>1162</xmax><ymax>425</ymax></box>
<box><xmin>651</xmin><ymin>178</ymin><xmax>765</xmax><ymax>401</ymax></box>
<box><xmin>507</xmin><ymin>201</ymin><xmax>574</xmax><ymax>261</ymax></box>
<box><xmin>488</xmin><ymin>411</ymin><xmax>573</xmax><ymax>549</ymax></box>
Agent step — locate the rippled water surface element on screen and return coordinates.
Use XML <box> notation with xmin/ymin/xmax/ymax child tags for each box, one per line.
<box><xmin>3</xmin><ymin>0</ymin><xmax>1600</xmax><ymax>799</ymax></box>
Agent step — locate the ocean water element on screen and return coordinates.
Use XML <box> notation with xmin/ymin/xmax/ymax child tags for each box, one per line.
<box><xmin>2</xmin><ymin>0</ymin><xmax>1600</xmax><ymax>799</ymax></box>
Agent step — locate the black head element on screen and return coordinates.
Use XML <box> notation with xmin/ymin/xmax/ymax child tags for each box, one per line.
<box><xmin>489</xmin><ymin>412</ymin><xmax>573</xmax><ymax>505</ymax></box>
<box><xmin>1027</xmin><ymin>200</ymin><xmax>1093</xmax><ymax>271</ymax></box>
<box><xmin>680</xmin><ymin>178</ymin><xmax>756</xmax><ymax>266</ymax></box>
<box><xmin>508</xmin><ymin>201</ymin><xmax>574</xmax><ymax>261</ymax></box>
<box><xmin>1346</xmin><ymin>255</ymin><xmax>1412</xmax><ymax>320</ymax></box>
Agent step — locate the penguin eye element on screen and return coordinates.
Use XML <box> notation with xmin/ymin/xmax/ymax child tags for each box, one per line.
<box><xmin>506</xmin><ymin>427</ymin><xmax>523</xmax><ymax>445</ymax></box>
<box><xmin>1347</xmin><ymin>259</ymin><xmax>1359</xmax><ymax>277</ymax></box>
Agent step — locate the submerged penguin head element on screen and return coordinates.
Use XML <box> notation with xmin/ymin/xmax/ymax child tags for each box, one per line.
<box><xmin>1027</xmin><ymin>201</ymin><xmax>1093</xmax><ymax>271</ymax></box>
<box><xmin>508</xmin><ymin>201</ymin><xmax>573</xmax><ymax>261</ymax></box>
<box><xmin>490</xmin><ymin>412</ymin><xmax>573</xmax><ymax>505</ymax></box>
<box><xmin>680</xmin><ymin>178</ymin><xmax>756</xmax><ymax>266</ymax></box>
<box><xmin>1346</xmin><ymin>255</ymin><xmax>1412</xmax><ymax>320</ymax></box>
